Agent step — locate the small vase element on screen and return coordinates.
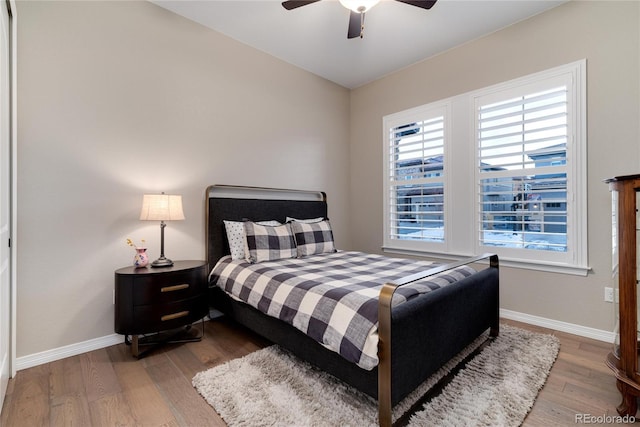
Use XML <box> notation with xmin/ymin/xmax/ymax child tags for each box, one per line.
<box><xmin>133</xmin><ymin>247</ymin><xmax>149</xmax><ymax>268</ymax></box>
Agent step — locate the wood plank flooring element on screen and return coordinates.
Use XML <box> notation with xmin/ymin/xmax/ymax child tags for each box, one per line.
<box><xmin>0</xmin><ymin>318</ymin><xmax>626</xmax><ymax>426</ymax></box>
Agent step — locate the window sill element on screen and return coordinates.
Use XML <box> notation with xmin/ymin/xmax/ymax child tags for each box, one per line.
<box><xmin>381</xmin><ymin>246</ymin><xmax>591</xmax><ymax>277</ymax></box>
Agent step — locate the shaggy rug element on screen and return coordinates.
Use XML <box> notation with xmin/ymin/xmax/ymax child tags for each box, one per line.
<box><xmin>192</xmin><ymin>325</ymin><xmax>559</xmax><ymax>426</ymax></box>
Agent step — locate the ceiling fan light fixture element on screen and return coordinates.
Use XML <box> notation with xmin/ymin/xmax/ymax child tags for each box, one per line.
<box><xmin>339</xmin><ymin>0</ymin><xmax>380</xmax><ymax>13</ymax></box>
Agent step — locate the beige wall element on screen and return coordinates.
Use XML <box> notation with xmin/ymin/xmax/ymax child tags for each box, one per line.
<box><xmin>16</xmin><ymin>1</ymin><xmax>350</xmax><ymax>357</ymax></box>
<box><xmin>15</xmin><ymin>0</ymin><xmax>640</xmax><ymax>360</ymax></box>
<box><xmin>349</xmin><ymin>1</ymin><xmax>640</xmax><ymax>331</ymax></box>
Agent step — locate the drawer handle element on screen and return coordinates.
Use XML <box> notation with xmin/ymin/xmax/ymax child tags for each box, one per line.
<box><xmin>161</xmin><ymin>311</ymin><xmax>189</xmax><ymax>321</ymax></box>
<box><xmin>161</xmin><ymin>284</ymin><xmax>189</xmax><ymax>293</ymax></box>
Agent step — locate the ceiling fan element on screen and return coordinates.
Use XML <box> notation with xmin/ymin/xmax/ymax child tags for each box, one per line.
<box><xmin>281</xmin><ymin>0</ymin><xmax>437</xmax><ymax>39</ymax></box>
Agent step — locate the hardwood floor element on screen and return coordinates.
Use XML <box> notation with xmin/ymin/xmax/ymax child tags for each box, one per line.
<box><xmin>503</xmin><ymin>319</ymin><xmax>624</xmax><ymax>426</ymax></box>
<box><xmin>0</xmin><ymin>318</ymin><xmax>625</xmax><ymax>426</ymax></box>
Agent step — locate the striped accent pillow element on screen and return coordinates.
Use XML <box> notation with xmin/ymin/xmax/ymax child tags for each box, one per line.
<box><xmin>290</xmin><ymin>219</ymin><xmax>337</xmax><ymax>257</ymax></box>
<box><xmin>244</xmin><ymin>222</ymin><xmax>297</xmax><ymax>263</ymax></box>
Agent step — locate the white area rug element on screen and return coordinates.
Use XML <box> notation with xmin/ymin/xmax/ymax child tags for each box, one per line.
<box><xmin>192</xmin><ymin>325</ymin><xmax>559</xmax><ymax>426</ymax></box>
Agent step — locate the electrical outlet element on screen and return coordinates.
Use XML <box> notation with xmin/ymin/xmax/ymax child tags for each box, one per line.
<box><xmin>604</xmin><ymin>287</ymin><xmax>614</xmax><ymax>303</ymax></box>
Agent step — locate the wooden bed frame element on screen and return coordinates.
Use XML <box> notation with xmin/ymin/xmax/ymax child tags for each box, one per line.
<box><xmin>205</xmin><ymin>184</ymin><xmax>500</xmax><ymax>427</ymax></box>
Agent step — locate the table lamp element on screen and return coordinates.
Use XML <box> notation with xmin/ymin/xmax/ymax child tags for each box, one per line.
<box><xmin>139</xmin><ymin>192</ymin><xmax>185</xmax><ymax>267</ymax></box>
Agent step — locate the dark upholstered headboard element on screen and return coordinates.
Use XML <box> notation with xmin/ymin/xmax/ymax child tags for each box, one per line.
<box><xmin>205</xmin><ymin>185</ymin><xmax>328</xmax><ymax>270</ymax></box>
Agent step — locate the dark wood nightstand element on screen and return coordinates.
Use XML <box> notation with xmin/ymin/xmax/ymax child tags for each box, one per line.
<box><xmin>114</xmin><ymin>260</ymin><xmax>208</xmax><ymax>357</ymax></box>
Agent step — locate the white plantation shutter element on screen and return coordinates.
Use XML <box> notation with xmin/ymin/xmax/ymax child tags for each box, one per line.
<box><xmin>477</xmin><ymin>83</ymin><xmax>569</xmax><ymax>252</ymax></box>
<box><xmin>384</xmin><ymin>105</ymin><xmax>448</xmax><ymax>250</ymax></box>
<box><xmin>478</xmin><ymin>87</ymin><xmax>568</xmax><ymax>172</ymax></box>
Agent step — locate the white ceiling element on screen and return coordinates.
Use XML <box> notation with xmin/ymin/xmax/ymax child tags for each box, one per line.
<box><xmin>152</xmin><ymin>0</ymin><xmax>566</xmax><ymax>89</ymax></box>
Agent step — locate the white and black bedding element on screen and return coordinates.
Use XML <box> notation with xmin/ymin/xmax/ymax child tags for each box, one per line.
<box><xmin>210</xmin><ymin>251</ymin><xmax>476</xmax><ymax>370</ymax></box>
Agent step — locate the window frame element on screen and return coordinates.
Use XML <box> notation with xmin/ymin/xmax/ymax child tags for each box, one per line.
<box><xmin>382</xmin><ymin>60</ymin><xmax>588</xmax><ymax>275</ymax></box>
<box><xmin>382</xmin><ymin>101</ymin><xmax>452</xmax><ymax>254</ymax></box>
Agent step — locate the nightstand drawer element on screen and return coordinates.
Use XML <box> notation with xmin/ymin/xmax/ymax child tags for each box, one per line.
<box><xmin>132</xmin><ymin>296</ymin><xmax>207</xmax><ymax>333</ymax></box>
<box><xmin>132</xmin><ymin>270</ymin><xmax>203</xmax><ymax>305</ymax></box>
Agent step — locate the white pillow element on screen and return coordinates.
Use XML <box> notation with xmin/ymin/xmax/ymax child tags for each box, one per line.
<box><xmin>286</xmin><ymin>216</ymin><xmax>324</xmax><ymax>224</ymax></box>
<box><xmin>223</xmin><ymin>220</ymin><xmax>281</xmax><ymax>260</ymax></box>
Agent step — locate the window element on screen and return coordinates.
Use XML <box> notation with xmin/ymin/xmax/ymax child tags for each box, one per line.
<box><xmin>476</xmin><ymin>83</ymin><xmax>570</xmax><ymax>252</ymax></box>
<box><xmin>383</xmin><ymin>61</ymin><xmax>587</xmax><ymax>274</ymax></box>
<box><xmin>383</xmin><ymin>104</ymin><xmax>449</xmax><ymax>253</ymax></box>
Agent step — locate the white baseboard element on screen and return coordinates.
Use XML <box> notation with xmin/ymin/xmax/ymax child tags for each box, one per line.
<box><xmin>500</xmin><ymin>309</ymin><xmax>616</xmax><ymax>344</ymax></box>
<box><xmin>15</xmin><ymin>317</ymin><xmax>213</xmax><ymax>372</ymax></box>
<box><xmin>15</xmin><ymin>333</ymin><xmax>122</xmax><ymax>372</ymax></box>
<box><xmin>14</xmin><ymin>311</ymin><xmax>616</xmax><ymax>372</ymax></box>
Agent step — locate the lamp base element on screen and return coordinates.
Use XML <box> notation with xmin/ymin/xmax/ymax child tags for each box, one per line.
<box><xmin>150</xmin><ymin>257</ymin><xmax>174</xmax><ymax>268</ymax></box>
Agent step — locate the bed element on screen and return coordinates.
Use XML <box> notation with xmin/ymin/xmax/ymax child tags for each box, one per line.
<box><xmin>205</xmin><ymin>184</ymin><xmax>499</xmax><ymax>426</ymax></box>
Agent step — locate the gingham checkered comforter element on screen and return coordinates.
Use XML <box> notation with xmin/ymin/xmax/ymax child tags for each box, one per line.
<box><xmin>209</xmin><ymin>251</ymin><xmax>476</xmax><ymax>370</ymax></box>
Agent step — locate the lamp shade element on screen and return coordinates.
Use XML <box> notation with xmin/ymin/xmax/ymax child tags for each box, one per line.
<box><xmin>139</xmin><ymin>194</ymin><xmax>185</xmax><ymax>221</ymax></box>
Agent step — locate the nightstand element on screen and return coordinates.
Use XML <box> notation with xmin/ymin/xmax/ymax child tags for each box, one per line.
<box><xmin>114</xmin><ymin>260</ymin><xmax>208</xmax><ymax>357</ymax></box>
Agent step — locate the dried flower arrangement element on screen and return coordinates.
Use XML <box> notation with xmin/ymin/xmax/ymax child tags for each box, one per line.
<box><xmin>126</xmin><ymin>238</ymin><xmax>146</xmax><ymax>249</ymax></box>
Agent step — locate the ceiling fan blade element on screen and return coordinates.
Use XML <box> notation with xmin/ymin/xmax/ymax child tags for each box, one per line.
<box><xmin>281</xmin><ymin>0</ymin><xmax>322</xmax><ymax>10</ymax></box>
<box><xmin>394</xmin><ymin>0</ymin><xmax>437</xmax><ymax>9</ymax></box>
<box><xmin>347</xmin><ymin>11</ymin><xmax>361</xmax><ymax>39</ymax></box>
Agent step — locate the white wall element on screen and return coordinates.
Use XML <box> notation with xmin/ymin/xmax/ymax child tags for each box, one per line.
<box><xmin>16</xmin><ymin>1</ymin><xmax>351</xmax><ymax>358</ymax></box>
<box><xmin>349</xmin><ymin>1</ymin><xmax>640</xmax><ymax>332</ymax></box>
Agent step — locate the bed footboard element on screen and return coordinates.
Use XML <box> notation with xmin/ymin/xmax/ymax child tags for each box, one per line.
<box><xmin>377</xmin><ymin>254</ymin><xmax>499</xmax><ymax>427</ymax></box>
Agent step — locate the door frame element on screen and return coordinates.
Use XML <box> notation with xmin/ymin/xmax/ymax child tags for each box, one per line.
<box><xmin>0</xmin><ymin>0</ymin><xmax>14</xmax><ymax>409</ymax></box>
<box><xmin>4</xmin><ymin>0</ymin><xmax>16</xmax><ymax>384</ymax></box>
<box><xmin>9</xmin><ymin>0</ymin><xmax>16</xmax><ymax>379</ymax></box>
